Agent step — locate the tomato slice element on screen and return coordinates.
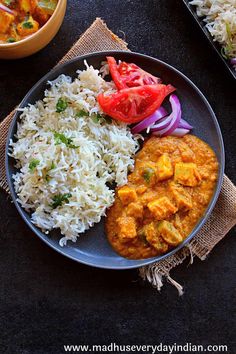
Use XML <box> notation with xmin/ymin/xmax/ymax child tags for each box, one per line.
<box><xmin>98</xmin><ymin>84</ymin><xmax>175</xmax><ymax>123</ymax></box>
<box><xmin>106</xmin><ymin>57</ymin><xmax>126</xmax><ymax>90</ymax></box>
<box><xmin>107</xmin><ymin>56</ymin><xmax>162</xmax><ymax>90</ymax></box>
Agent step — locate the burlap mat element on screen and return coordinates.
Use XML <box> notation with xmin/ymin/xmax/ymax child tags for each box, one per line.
<box><xmin>1</xmin><ymin>18</ymin><xmax>236</xmax><ymax>294</ymax></box>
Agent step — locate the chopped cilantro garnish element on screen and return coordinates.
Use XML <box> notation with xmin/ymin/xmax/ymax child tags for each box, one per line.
<box><xmin>22</xmin><ymin>21</ymin><xmax>34</xmax><ymax>29</ymax></box>
<box><xmin>221</xmin><ymin>47</ymin><xmax>229</xmax><ymax>59</ymax></box>
<box><xmin>92</xmin><ymin>113</ymin><xmax>112</xmax><ymax>124</ymax></box>
<box><xmin>92</xmin><ymin>115</ymin><xmax>99</xmax><ymax>123</ymax></box>
<box><xmin>4</xmin><ymin>0</ymin><xmax>13</xmax><ymax>5</ymax></box>
<box><xmin>76</xmin><ymin>109</ymin><xmax>112</xmax><ymax>124</ymax></box>
<box><xmin>50</xmin><ymin>161</ymin><xmax>56</xmax><ymax>170</ymax></box>
<box><xmin>54</xmin><ymin>132</ymin><xmax>78</xmax><ymax>149</ymax></box>
<box><xmin>29</xmin><ymin>159</ymin><xmax>40</xmax><ymax>172</ymax></box>
<box><xmin>92</xmin><ymin>113</ymin><xmax>103</xmax><ymax>123</ymax></box>
<box><xmin>56</xmin><ymin>98</ymin><xmax>68</xmax><ymax>113</ymax></box>
<box><xmin>50</xmin><ymin>193</ymin><xmax>72</xmax><ymax>209</ymax></box>
<box><xmin>45</xmin><ymin>162</ymin><xmax>56</xmax><ymax>182</ymax></box>
<box><xmin>221</xmin><ymin>45</ymin><xmax>233</xmax><ymax>60</ymax></box>
<box><xmin>138</xmin><ymin>231</ymin><xmax>148</xmax><ymax>245</ymax></box>
<box><xmin>7</xmin><ymin>38</ymin><xmax>16</xmax><ymax>43</ymax></box>
<box><xmin>76</xmin><ymin>109</ymin><xmax>89</xmax><ymax>117</ymax></box>
<box><xmin>143</xmin><ymin>167</ymin><xmax>155</xmax><ymax>183</ymax></box>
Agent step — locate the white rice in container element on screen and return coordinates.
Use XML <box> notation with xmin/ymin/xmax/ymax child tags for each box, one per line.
<box><xmin>9</xmin><ymin>62</ymin><xmax>140</xmax><ymax>246</ymax></box>
<box><xmin>189</xmin><ymin>0</ymin><xmax>236</xmax><ymax>62</ymax></box>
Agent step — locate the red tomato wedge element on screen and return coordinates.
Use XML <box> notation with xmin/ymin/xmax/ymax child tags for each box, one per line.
<box><xmin>98</xmin><ymin>84</ymin><xmax>175</xmax><ymax>123</ymax></box>
<box><xmin>107</xmin><ymin>56</ymin><xmax>162</xmax><ymax>90</ymax></box>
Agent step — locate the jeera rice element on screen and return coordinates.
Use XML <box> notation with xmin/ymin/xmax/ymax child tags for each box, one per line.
<box><xmin>9</xmin><ymin>62</ymin><xmax>139</xmax><ymax>245</ymax></box>
<box><xmin>189</xmin><ymin>0</ymin><xmax>236</xmax><ymax>60</ymax></box>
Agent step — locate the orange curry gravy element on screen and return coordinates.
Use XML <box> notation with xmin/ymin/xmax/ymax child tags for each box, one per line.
<box><xmin>106</xmin><ymin>135</ymin><xmax>218</xmax><ymax>259</ymax></box>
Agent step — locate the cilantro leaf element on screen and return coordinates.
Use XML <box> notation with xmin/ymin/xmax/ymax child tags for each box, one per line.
<box><xmin>50</xmin><ymin>161</ymin><xmax>56</xmax><ymax>170</ymax></box>
<box><xmin>221</xmin><ymin>47</ymin><xmax>229</xmax><ymax>59</ymax></box>
<box><xmin>92</xmin><ymin>113</ymin><xmax>103</xmax><ymax>123</ymax></box>
<box><xmin>45</xmin><ymin>162</ymin><xmax>56</xmax><ymax>182</ymax></box>
<box><xmin>29</xmin><ymin>159</ymin><xmax>40</xmax><ymax>172</ymax></box>
<box><xmin>56</xmin><ymin>98</ymin><xmax>68</xmax><ymax>113</ymax></box>
<box><xmin>22</xmin><ymin>21</ymin><xmax>34</xmax><ymax>29</ymax></box>
<box><xmin>4</xmin><ymin>0</ymin><xmax>13</xmax><ymax>5</ymax></box>
<box><xmin>92</xmin><ymin>113</ymin><xmax>112</xmax><ymax>124</ymax></box>
<box><xmin>7</xmin><ymin>38</ymin><xmax>16</xmax><ymax>43</ymax></box>
<box><xmin>50</xmin><ymin>193</ymin><xmax>72</xmax><ymax>209</ymax></box>
<box><xmin>76</xmin><ymin>109</ymin><xmax>89</xmax><ymax>117</ymax></box>
<box><xmin>138</xmin><ymin>231</ymin><xmax>148</xmax><ymax>245</ymax></box>
<box><xmin>76</xmin><ymin>109</ymin><xmax>112</xmax><ymax>124</ymax></box>
<box><xmin>54</xmin><ymin>132</ymin><xmax>78</xmax><ymax>149</ymax></box>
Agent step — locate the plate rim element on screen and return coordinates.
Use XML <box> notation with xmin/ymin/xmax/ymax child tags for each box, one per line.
<box><xmin>5</xmin><ymin>50</ymin><xmax>225</xmax><ymax>269</ymax></box>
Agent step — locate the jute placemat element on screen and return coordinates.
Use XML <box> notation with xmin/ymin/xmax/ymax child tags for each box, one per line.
<box><xmin>1</xmin><ymin>18</ymin><xmax>236</xmax><ymax>294</ymax></box>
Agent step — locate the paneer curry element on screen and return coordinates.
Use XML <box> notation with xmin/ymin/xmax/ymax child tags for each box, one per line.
<box><xmin>106</xmin><ymin>135</ymin><xmax>218</xmax><ymax>259</ymax></box>
<box><xmin>0</xmin><ymin>0</ymin><xmax>58</xmax><ymax>43</ymax></box>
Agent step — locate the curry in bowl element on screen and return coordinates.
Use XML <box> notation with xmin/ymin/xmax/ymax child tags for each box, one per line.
<box><xmin>0</xmin><ymin>0</ymin><xmax>58</xmax><ymax>43</ymax></box>
<box><xmin>106</xmin><ymin>134</ymin><xmax>218</xmax><ymax>259</ymax></box>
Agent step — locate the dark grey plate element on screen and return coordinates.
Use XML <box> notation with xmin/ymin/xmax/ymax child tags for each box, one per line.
<box><xmin>6</xmin><ymin>51</ymin><xmax>224</xmax><ymax>269</ymax></box>
<box><xmin>182</xmin><ymin>0</ymin><xmax>236</xmax><ymax>80</ymax></box>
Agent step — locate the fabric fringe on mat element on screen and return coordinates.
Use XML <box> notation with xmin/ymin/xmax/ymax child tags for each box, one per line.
<box><xmin>139</xmin><ymin>245</ymin><xmax>194</xmax><ymax>295</ymax></box>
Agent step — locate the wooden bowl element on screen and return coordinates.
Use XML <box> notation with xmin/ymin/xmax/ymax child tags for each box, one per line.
<box><xmin>0</xmin><ymin>0</ymin><xmax>67</xmax><ymax>59</ymax></box>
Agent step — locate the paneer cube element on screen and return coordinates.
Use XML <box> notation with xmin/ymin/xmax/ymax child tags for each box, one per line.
<box><xmin>174</xmin><ymin>162</ymin><xmax>201</xmax><ymax>187</ymax></box>
<box><xmin>33</xmin><ymin>0</ymin><xmax>58</xmax><ymax>25</ymax></box>
<box><xmin>33</xmin><ymin>5</ymin><xmax>50</xmax><ymax>25</ymax></box>
<box><xmin>136</xmin><ymin>185</ymin><xmax>147</xmax><ymax>195</ymax></box>
<box><xmin>140</xmin><ymin>190</ymin><xmax>159</xmax><ymax>205</ymax></box>
<box><xmin>178</xmin><ymin>142</ymin><xmax>195</xmax><ymax>162</ymax></box>
<box><xmin>156</xmin><ymin>154</ymin><xmax>173</xmax><ymax>181</ymax></box>
<box><xmin>117</xmin><ymin>216</ymin><xmax>137</xmax><ymax>242</ymax></box>
<box><xmin>127</xmin><ymin>202</ymin><xmax>143</xmax><ymax>218</ymax></box>
<box><xmin>156</xmin><ymin>220</ymin><xmax>183</xmax><ymax>246</ymax></box>
<box><xmin>147</xmin><ymin>196</ymin><xmax>177</xmax><ymax>220</ymax></box>
<box><xmin>17</xmin><ymin>16</ymin><xmax>39</xmax><ymax>37</ymax></box>
<box><xmin>19</xmin><ymin>0</ymin><xmax>32</xmax><ymax>13</ymax></box>
<box><xmin>169</xmin><ymin>182</ymin><xmax>192</xmax><ymax>211</ymax></box>
<box><xmin>143</xmin><ymin>222</ymin><xmax>168</xmax><ymax>253</ymax></box>
<box><xmin>0</xmin><ymin>11</ymin><xmax>15</xmax><ymax>34</ymax></box>
<box><xmin>118</xmin><ymin>186</ymin><xmax>137</xmax><ymax>205</ymax></box>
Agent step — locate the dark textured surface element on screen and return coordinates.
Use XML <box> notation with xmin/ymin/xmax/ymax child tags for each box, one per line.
<box><xmin>0</xmin><ymin>0</ymin><xmax>235</xmax><ymax>353</ymax></box>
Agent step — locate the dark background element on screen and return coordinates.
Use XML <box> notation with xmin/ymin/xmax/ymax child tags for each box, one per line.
<box><xmin>0</xmin><ymin>1</ymin><xmax>235</xmax><ymax>353</ymax></box>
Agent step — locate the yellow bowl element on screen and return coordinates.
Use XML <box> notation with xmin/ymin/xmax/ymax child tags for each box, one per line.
<box><xmin>0</xmin><ymin>0</ymin><xmax>67</xmax><ymax>59</ymax></box>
